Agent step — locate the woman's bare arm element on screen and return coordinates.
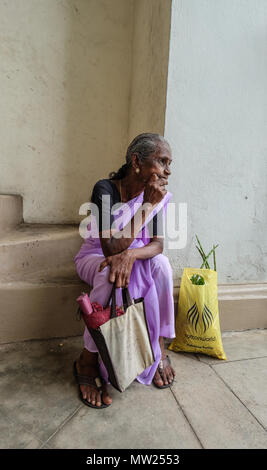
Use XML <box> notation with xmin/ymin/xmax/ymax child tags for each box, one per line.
<box><xmin>99</xmin><ymin>203</ymin><xmax>155</xmax><ymax>257</ymax></box>
<box><xmin>98</xmin><ymin>236</ymin><xmax>163</xmax><ymax>287</ymax></box>
<box><xmin>99</xmin><ymin>174</ymin><xmax>166</xmax><ymax>257</ymax></box>
<box><xmin>129</xmin><ymin>236</ymin><xmax>163</xmax><ymax>260</ymax></box>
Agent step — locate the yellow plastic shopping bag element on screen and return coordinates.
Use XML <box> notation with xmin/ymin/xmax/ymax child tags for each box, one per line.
<box><xmin>169</xmin><ymin>267</ymin><xmax>226</xmax><ymax>360</ymax></box>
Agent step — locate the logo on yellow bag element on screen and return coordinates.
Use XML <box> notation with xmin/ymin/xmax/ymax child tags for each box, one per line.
<box><xmin>187</xmin><ymin>302</ymin><xmax>214</xmax><ymax>334</ymax></box>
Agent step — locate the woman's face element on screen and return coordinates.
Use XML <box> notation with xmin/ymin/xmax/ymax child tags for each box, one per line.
<box><xmin>137</xmin><ymin>143</ymin><xmax>172</xmax><ymax>185</ymax></box>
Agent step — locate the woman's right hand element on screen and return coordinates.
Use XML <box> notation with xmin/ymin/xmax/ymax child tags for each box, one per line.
<box><xmin>143</xmin><ymin>173</ymin><xmax>168</xmax><ymax>206</ymax></box>
<box><xmin>98</xmin><ymin>249</ymin><xmax>136</xmax><ymax>288</ymax></box>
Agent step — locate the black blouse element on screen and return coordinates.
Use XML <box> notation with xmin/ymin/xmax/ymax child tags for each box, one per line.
<box><xmin>90</xmin><ymin>179</ymin><xmax>164</xmax><ymax>237</ymax></box>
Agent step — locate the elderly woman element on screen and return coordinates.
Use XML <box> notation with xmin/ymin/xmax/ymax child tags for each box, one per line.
<box><xmin>73</xmin><ymin>133</ymin><xmax>176</xmax><ymax>408</ymax></box>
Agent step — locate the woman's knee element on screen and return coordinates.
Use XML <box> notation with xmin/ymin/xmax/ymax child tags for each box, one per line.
<box><xmin>75</xmin><ymin>260</ymin><xmax>86</xmax><ymax>282</ymax></box>
<box><xmin>75</xmin><ymin>257</ymin><xmax>111</xmax><ymax>285</ymax></box>
<box><xmin>150</xmin><ymin>253</ymin><xmax>172</xmax><ymax>277</ymax></box>
<box><xmin>94</xmin><ymin>263</ymin><xmax>111</xmax><ymax>285</ymax></box>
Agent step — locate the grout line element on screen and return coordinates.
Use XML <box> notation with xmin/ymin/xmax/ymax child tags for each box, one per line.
<box><xmin>203</xmin><ymin>355</ymin><xmax>267</xmax><ymax>366</ymax></box>
<box><xmin>210</xmin><ymin>365</ymin><xmax>267</xmax><ymax>432</ymax></box>
<box><xmin>38</xmin><ymin>442</ymin><xmax>52</xmax><ymax>449</ymax></box>
<box><xmin>170</xmin><ymin>388</ymin><xmax>205</xmax><ymax>449</ymax></box>
<box><xmin>42</xmin><ymin>404</ymin><xmax>82</xmax><ymax>448</ymax></box>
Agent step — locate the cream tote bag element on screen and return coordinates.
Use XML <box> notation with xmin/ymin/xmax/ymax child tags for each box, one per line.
<box><xmin>89</xmin><ymin>283</ymin><xmax>155</xmax><ymax>392</ymax></box>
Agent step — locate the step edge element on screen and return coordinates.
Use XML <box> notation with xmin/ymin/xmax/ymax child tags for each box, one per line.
<box><xmin>173</xmin><ymin>282</ymin><xmax>267</xmax><ymax>300</ymax></box>
<box><xmin>0</xmin><ymin>227</ymin><xmax>81</xmax><ymax>245</ymax></box>
<box><xmin>1</xmin><ymin>279</ymin><xmax>266</xmax><ymax>300</ymax></box>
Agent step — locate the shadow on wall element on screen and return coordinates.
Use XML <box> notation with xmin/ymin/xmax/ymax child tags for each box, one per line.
<box><xmin>64</xmin><ymin>0</ymin><xmax>133</xmax><ymax>224</ymax></box>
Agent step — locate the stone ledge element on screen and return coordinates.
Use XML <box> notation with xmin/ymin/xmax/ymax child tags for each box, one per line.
<box><xmin>1</xmin><ymin>278</ymin><xmax>266</xmax><ymax>344</ymax></box>
<box><xmin>173</xmin><ymin>282</ymin><xmax>267</xmax><ymax>332</ymax></box>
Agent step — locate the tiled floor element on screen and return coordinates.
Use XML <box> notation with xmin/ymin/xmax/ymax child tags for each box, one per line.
<box><xmin>1</xmin><ymin>329</ymin><xmax>267</xmax><ymax>449</ymax></box>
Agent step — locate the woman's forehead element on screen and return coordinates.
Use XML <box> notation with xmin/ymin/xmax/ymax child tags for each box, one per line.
<box><xmin>154</xmin><ymin>143</ymin><xmax>172</xmax><ymax>160</ymax></box>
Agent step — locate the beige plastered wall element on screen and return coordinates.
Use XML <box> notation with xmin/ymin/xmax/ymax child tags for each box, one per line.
<box><xmin>128</xmin><ymin>0</ymin><xmax>172</xmax><ymax>141</ymax></box>
<box><xmin>0</xmin><ymin>0</ymin><xmax>171</xmax><ymax>224</ymax></box>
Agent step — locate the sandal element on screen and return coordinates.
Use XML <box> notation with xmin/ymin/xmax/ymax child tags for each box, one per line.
<box><xmin>153</xmin><ymin>355</ymin><xmax>174</xmax><ymax>389</ymax></box>
<box><xmin>73</xmin><ymin>361</ymin><xmax>111</xmax><ymax>409</ymax></box>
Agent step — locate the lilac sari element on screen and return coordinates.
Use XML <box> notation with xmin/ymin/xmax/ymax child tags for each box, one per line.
<box><xmin>74</xmin><ymin>189</ymin><xmax>175</xmax><ymax>385</ymax></box>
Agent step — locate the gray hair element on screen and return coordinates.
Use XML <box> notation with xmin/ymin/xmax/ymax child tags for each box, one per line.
<box><xmin>109</xmin><ymin>133</ymin><xmax>169</xmax><ymax>180</ymax></box>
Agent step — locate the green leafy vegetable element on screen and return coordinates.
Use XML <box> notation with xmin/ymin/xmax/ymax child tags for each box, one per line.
<box><xmin>190</xmin><ymin>274</ymin><xmax>205</xmax><ymax>285</ymax></box>
<box><xmin>190</xmin><ymin>236</ymin><xmax>219</xmax><ymax>285</ymax></box>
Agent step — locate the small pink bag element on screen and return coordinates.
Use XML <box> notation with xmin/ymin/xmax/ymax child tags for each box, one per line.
<box><xmin>76</xmin><ymin>289</ymin><xmax>124</xmax><ymax>330</ymax></box>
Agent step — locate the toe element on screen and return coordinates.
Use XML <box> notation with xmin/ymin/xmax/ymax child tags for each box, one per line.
<box><xmin>102</xmin><ymin>384</ymin><xmax>112</xmax><ymax>405</ymax></box>
<box><xmin>153</xmin><ymin>370</ymin><xmax>164</xmax><ymax>387</ymax></box>
<box><xmin>86</xmin><ymin>390</ymin><xmax>92</xmax><ymax>405</ymax></box>
<box><xmin>96</xmin><ymin>392</ymin><xmax>102</xmax><ymax>407</ymax></box>
<box><xmin>162</xmin><ymin>371</ymin><xmax>169</xmax><ymax>385</ymax></box>
<box><xmin>80</xmin><ymin>385</ymin><xmax>87</xmax><ymax>400</ymax></box>
<box><xmin>91</xmin><ymin>390</ymin><xmax>97</xmax><ymax>406</ymax></box>
<box><xmin>167</xmin><ymin>370</ymin><xmax>174</xmax><ymax>384</ymax></box>
<box><xmin>170</xmin><ymin>366</ymin><xmax>176</xmax><ymax>381</ymax></box>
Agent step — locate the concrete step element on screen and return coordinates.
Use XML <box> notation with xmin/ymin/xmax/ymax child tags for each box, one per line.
<box><xmin>0</xmin><ymin>208</ymin><xmax>88</xmax><ymax>343</ymax></box>
<box><xmin>0</xmin><ymin>264</ymin><xmax>88</xmax><ymax>344</ymax></box>
<box><xmin>0</xmin><ymin>194</ymin><xmax>23</xmax><ymax>235</ymax></box>
<box><xmin>0</xmin><ymin>223</ymin><xmax>82</xmax><ymax>278</ymax></box>
<box><xmin>0</xmin><ymin>194</ymin><xmax>86</xmax><ymax>343</ymax></box>
<box><xmin>2</xmin><ymin>267</ymin><xmax>267</xmax><ymax>343</ymax></box>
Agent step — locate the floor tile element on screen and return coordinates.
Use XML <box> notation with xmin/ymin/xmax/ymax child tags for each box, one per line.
<box><xmin>0</xmin><ymin>336</ymin><xmax>83</xmax><ymax>442</ymax></box>
<box><xmin>2</xmin><ymin>333</ymin><xmax>266</xmax><ymax>450</ymax></box>
<box><xmin>197</xmin><ymin>329</ymin><xmax>267</xmax><ymax>365</ymax></box>
<box><xmin>212</xmin><ymin>357</ymin><xmax>267</xmax><ymax>429</ymax></box>
<box><xmin>47</xmin><ymin>379</ymin><xmax>201</xmax><ymax>449</ymax></box>
<box><xmin>0</xmin><ymin>407</ymin><xmax>43</xmax><ymax>449</ymax></box>
<box><xmin>168</xmin><ymin>350</ymin><xmax>267</xmax><ymax>449</ymax></box>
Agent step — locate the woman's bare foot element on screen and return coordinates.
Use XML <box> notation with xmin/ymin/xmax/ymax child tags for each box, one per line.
<box><xmin>153</xmin><ymin>337</ymin><xmax>176</xmax><ymax>387</ymax></box>
<box><xmin>75</xmin><ymin>348</ymin><xmax>112</xmax><ymax>407</ymax></box>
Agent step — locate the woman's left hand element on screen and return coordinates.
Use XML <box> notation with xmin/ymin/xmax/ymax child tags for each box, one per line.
<box><xmin>98</xmin><ymin>249</ymin><xmax>136</xmax><ymax>288</ymax></box>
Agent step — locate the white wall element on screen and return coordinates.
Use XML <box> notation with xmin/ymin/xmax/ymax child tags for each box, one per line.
<box><xmin>0</xmin><ymin>0</ymin><xmax>134</xmax><ymax>223</ymax></box>
<box><xmin>164</xmin><ymin>0</ymin><xmax>267</xmax><ymax>284</ymax></box>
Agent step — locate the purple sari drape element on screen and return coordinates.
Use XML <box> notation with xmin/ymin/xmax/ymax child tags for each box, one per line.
<box><xmin>74</xmin><ymin>189</ymin><xmax>175</xmax><ymax>385</ymax></box>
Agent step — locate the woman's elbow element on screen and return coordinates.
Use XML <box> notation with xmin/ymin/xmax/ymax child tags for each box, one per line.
<box><xmin>100</xmin><ymin>236</ymin><xmax>123</xmax><ymax>257</ymax></box>
<box><xmin>152</xmin><ymin>237</ymin><xmax>164</xmax><ymax>254</ymax></box>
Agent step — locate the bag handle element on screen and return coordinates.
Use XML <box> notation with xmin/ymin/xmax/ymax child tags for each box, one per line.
<box><xmin>104</xmin><ymin>283</ymin><xmax>133</xmax><ymax>319</ymax></box>
<box><xmin>104</xmin><ymin>282</ymin><xmax>116</xmax><ymax>309</ymax></box>
<box><xmin>122</xmin><ymin>287</ymin><xmax>133</xmax><ymax>310</ymax></box>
